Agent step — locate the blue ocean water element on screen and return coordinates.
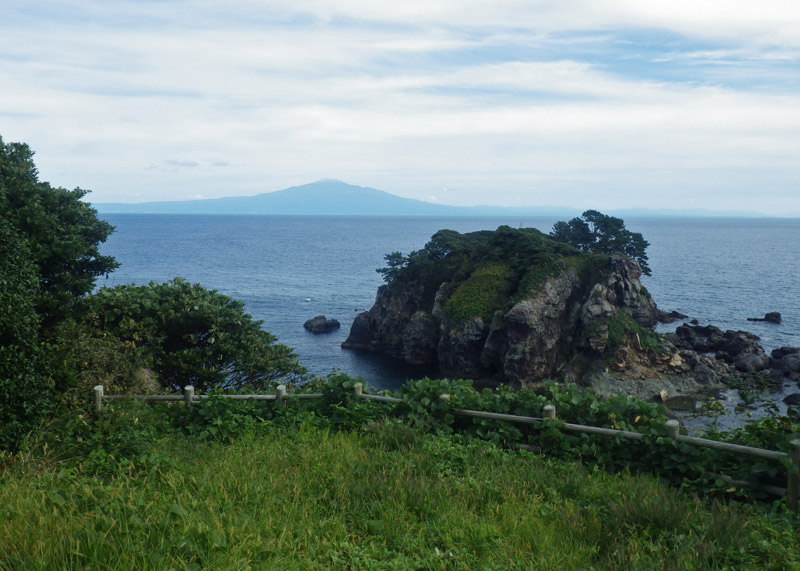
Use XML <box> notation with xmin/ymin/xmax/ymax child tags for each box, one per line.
<box><xmin>98</xmin><ymin>215</ymin><xmax>800</xmax><ymax>392</ymax></box>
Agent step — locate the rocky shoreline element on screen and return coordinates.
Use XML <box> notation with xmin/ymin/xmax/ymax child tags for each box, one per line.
<box><xmin>342</xmin><ymin>253</ymin><xmax>800</xmax><ymax>409</ymax></box>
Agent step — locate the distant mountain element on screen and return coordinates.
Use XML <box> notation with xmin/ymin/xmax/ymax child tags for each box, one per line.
<box><xmin>92</xmin><ymin>179</ymin><xmax>767</xmax><ymax>218</ymax></box>
<box><xmin>92</xmin><ymin>180</ymin><xmax>577</xmax><ymax>217</ymax></box>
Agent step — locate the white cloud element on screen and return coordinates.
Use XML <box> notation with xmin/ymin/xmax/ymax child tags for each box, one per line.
<box><xmin>1</xmin><ymin>0</ymin><xmax>799</xmax><ymax>213</ymax></box>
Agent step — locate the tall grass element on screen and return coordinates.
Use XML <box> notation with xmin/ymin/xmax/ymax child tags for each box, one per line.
<box><xmin>2</xmin><ymin>420</ymin><xmax>799</xmax><ymax>569</ymax></box>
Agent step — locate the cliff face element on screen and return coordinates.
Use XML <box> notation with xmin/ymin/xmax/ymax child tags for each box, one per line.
<box><xmin>343</xmin><ymin>250</ymin><xmax>658</xmax><ymax>389</ymax></box>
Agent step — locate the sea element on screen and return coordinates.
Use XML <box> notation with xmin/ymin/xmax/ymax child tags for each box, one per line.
<box><xmin>97</xmin><ymin>215</ymin><xmax>800</xmax><ymax>401</ymax></box>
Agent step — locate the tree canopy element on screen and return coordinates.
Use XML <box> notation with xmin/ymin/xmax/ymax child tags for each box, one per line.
<box><xmin>550</xmin><ymin>210</ymin><xmax>650</xmax><ymax>275</ymax></box>
<box><xmin>0</xmin><ymin>218</ymin><xmax>53</xmax><ymax>450</ymax></box>
<box><xmin>1</xmin><ymin>135</ymin><xmax>306</xmax><ymax>450</ymax></box>
<box><xmin>375</xmin><ymin>225</ymin><xmax>607</xmax><ymax>320</ymax></box>
<box><xmin>0</xmin><ymin>137</ymin><xmax>118</xmax><ymax>324</ymax></box>
<box><xmin>0</xmin><ymin>136</ymin><xmax>118</xmax><ymax>449</ymax></box>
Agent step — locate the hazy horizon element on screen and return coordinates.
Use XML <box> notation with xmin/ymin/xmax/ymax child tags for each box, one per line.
<box><xmin>92</xmin><ymin>179</ymin><xmax>787</xmax><ymax>218</ymax></box>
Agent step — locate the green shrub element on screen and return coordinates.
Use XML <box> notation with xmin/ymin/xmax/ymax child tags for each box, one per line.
<box><xmin>0</xmin><ymin>219</ymin><xmax>55</xmax><ymax>451</ymax></box>
<box><xmin>83</xmin><ymin>279</ymin><xmax>307</xmax><ymax>392</ymax></box>
<box><xmin>606</xmin><ymin>308</ymin><xmax>665</xmax><ymax>355</ymax></box>
<box><xmin>32</xmin><ymin>400</ymin><xmax>169</xmax><ymax>476</ymax></box>
<box><xmin>442</xmin><ymin>263</ymin><xmax>513</xmax><ymax>322</ymax></box>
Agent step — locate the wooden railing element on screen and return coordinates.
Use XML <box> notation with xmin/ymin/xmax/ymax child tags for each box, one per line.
<box><xmin>93</xmin><ymin>383</ymin><xmax>800</xmax><ymax>509</ymax></box>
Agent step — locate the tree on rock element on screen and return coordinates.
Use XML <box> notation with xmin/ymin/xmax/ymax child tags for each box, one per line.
<box><xmin>550</xmin><ymin>210</ymin><xmax>651</xmax><ymax>275</ymax></box>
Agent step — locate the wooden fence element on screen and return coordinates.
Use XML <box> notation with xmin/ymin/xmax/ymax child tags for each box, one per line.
<box><xmin>93</xmin><ymin>383</ymin><xmax>800</xmax><ymax>509</ymax></box>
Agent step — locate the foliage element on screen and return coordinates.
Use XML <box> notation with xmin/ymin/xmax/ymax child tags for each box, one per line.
<box><xmin>605</xmin><ymin>308</ymin><xmax>666</xmax><ymax>356</ymax></box>
<box><xmin>39</xmin><ymin>372</ymin><xmax>800</xmax><ymax>506</ymax></box>
<box><xmin>0</xmin><ymin>136</ymin><xmax>118</xmax><ymax>324</ymax></box>
<box><xmin>82</xmin><ymin>279</ymin><xmax>307</xmax><ymax>392</ymax></box>
<box><xmin>374</xmin><ymin>250</ymin><xmax>407</xmax><ymax>283</ymax></box>
<box><xmin>551</xmin><ymin>209</ymin><xmax>651</xmax><ymax>275</ymax></box>
<box><xmin>170</xmin><ymin>395</ymin><xmax>269</xmax><ymax>442</ymax></box>
<box><xmin>30</xmin><ymin>400</ymin><xmax>170</xmax><ymax>477</ymax></box>
<box><xmin>1</xmin><ymin>135</ymin><xmax>117</xmax><ymax>450</ymax></box>
<box><xmin>0</xmin><ymin>135</ymin><xmax>302</xmax><ymax>454</ymax></box>
<box><xmin>442</xmin><ymin>262</ymin><xmax>513</xmax><ymax>322</ymax></box>
<box><xmin>4</xmin><ymin>414</ymin><xmax>800</xmax><ymax>569</ymax></box>
<box><xmin>376</xmin><ymin>225</ymin><xmax>588</xmax><ymax>321</ymax></box>
<box><xmin>45</xmin><ymin>318</ymin><xmax>157</xmax><ymax>398</ymax></box>
<box><xmin>0</xmin><ymin>218</ymin><xmax>55</xmax><ymax>451</ymax></box>
<box><xmin>6</xmin><ymin>372</ymin><xmax>800</xmax><ymax>569</ymax></box>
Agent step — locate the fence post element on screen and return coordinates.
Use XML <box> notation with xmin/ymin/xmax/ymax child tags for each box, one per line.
<box><xmin>787</xmin><ymin>440</ymin><xmax>800</xmax><ymax>511</ymax></box>
<box><xmin>93</xmin><ymin>385</ymin><xmax>104</xmax><ymax>412</ymax></box>
<box><xmin>543</xmin><ymin>404</ymin><xmax>556</xmax><ymax>420</ymax></box>
<box><xmin>184</xmin><ymin>385</ymin><xmax>194</xmax><ymax>407</ymax></box>
<box><xmin>276</xmin><ymin>384</ymin><xmax>287</xmax><ymax>409</ymax></box>
<box><xmin>666</xmin><ymin>419</ymin><xmax>680</xmax><ymax>440</ymax></box>
<box><xmin>354</xmin><ymin>383</ymin><xmax>363</xmax><ymax>397</ymax></box>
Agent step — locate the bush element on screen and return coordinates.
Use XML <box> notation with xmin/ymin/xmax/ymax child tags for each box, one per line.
<box><xmin>442</xmin><ymin>263</ymin><xmax>513</xmax><ymax>322</ymax></box>
<box><xmin>0</xmin><ymin>219</ymin><xmax>55</xmax><ymax>451</ymax></box>
<box><xmin>32</xmin><ymin>400</ymin><xmax>169</xmax><ymax>476</ymax></box>
<box><xmin>83</xmin><ymin>279</ymin><xmax>307</xmax><ymax>392</ymax></box>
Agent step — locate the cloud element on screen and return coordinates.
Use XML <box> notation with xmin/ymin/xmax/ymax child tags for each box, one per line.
<box><xmin>147</xmin><ymin>159</ymin><xmax>200</xmax><ymax>171</ymax></box>
<box><xmin>1</xmin><ymin>0</ymin><xmax>799</xmax><ymax>213</ymax></box>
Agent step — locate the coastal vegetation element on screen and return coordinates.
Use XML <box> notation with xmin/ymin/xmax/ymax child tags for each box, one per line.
<box><xmin>0</xmin><ymin>136</ymin><xmax>304</xmax><ymax>451</ymax></box>
<box><xmin>4</xmin><ymin>377</ymin><xmax>800</xmax><ymax>568</ymax></box>
<box><xmin>550</xmin><ymin>209</ymin><xmax>651</xmax><ymax>275</ymax></box>
<box><xmin>82</xmin><ymin>279</ymin><xmax>305</xmax><ymax>392</ymax></box>
<box><xmin>376</xmin><ymin>224</ymin><xmax>616</xmax><ymax>324</ymax></box>
<box><xmin>4</xmin><ymin>135</ymin><xmax>800</xmax><ymax>567</ymax></box>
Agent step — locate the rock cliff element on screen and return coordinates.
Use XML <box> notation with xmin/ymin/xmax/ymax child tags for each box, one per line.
<box><xmin>342</xmin><ymin>226</ymin><xmax>660</xmax><ymax>389</ymax></box>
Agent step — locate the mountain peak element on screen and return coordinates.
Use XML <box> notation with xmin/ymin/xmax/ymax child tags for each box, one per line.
<box><xmin>94</xmin><ymin>180</ymin><xmax>459</xmax><ymax>215</ymax></box>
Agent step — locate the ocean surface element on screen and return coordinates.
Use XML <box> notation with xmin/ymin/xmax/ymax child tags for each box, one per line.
<box><xmin>97</xmin><ymin>215</ymin><xmax>800</xmax><ymax>393</ymax></box>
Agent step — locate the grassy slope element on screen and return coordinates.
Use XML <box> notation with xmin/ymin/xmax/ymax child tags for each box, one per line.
<box><xmin>3</xmin><ymin>422</ymin><xmax>799</xmax><ymax>570</ymax></box>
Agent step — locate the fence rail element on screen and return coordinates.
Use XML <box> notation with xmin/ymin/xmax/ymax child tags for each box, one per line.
<box><xmin>93</xmin><ymin>382</ymin><xmax>800</xmax><ymax>509</ymax></box>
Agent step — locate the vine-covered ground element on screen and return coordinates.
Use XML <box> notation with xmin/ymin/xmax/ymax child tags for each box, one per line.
<box><xmin>3</xmin><ymin>376</ymin><xmax>800</xmax><ymax>569</ymax></box>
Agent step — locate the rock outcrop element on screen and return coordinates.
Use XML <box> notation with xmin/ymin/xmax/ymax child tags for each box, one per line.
<box><xmin>666</xmin><ymin>324</ymin><xmax>769</xmax><ymax>373</ymax></box>
<box><xmin>771</xmin><ymin>347</ymin><xmax>800</xmax><ymax>381</ymax></box>
<box><xmin>747</xmin><ymin>311</ymin><xmax>782</xmax><ymax>324</ymax></box>
<box><xmin>342</xmin><ymin>225</ymin><xmax>799</xmax><ymax>401</ymax></box>
<box><xmin>303</xmin><ymin>315</ymin><xmax>341</xmax><ymax>334</ymax></box>
<box><xmin>343</xmin><ymin>253</ymin><xmax>659</xmax><ymax>389</ymax></box>
<box><xmin>657</xmin><ymin>309</ymin><xmax>689</xmax><ymax>324</ymax></box>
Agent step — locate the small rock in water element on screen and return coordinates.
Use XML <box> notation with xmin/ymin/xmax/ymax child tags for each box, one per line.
<box><xmin>747</xmin><ymin>311</ymin><xmax>781</xmax><ymax>324</ymax></box>
<box><xmin>657</xmin><ymin>309</ymin><xmax>689</xmax><ymax>324</ymax></box>
<box><xmin>783</xmin><ymin>393</ymin><xmax>800</xmax><ymax>406</ymax></box>
<box><xmin>304</xmin><ymin>315</ymin><xmax>341</xmax><ymax>334</ymax></box>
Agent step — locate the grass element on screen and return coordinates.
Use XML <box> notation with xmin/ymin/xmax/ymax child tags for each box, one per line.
<box><xmin>442</xmin><ymin>262</ymin><xmax>514</xmax><ymax>324</ymax></box>
<box><xmin>2</xmin><ymin>419</ymin><xmax>800</xmax><ymax>570</ymax></box>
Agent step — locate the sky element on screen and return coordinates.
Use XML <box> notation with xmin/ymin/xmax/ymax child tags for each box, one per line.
<box><xmin>2</xmin><ymin>1</ymin><xmax>800</xmax><ymax>215</ymax></box>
